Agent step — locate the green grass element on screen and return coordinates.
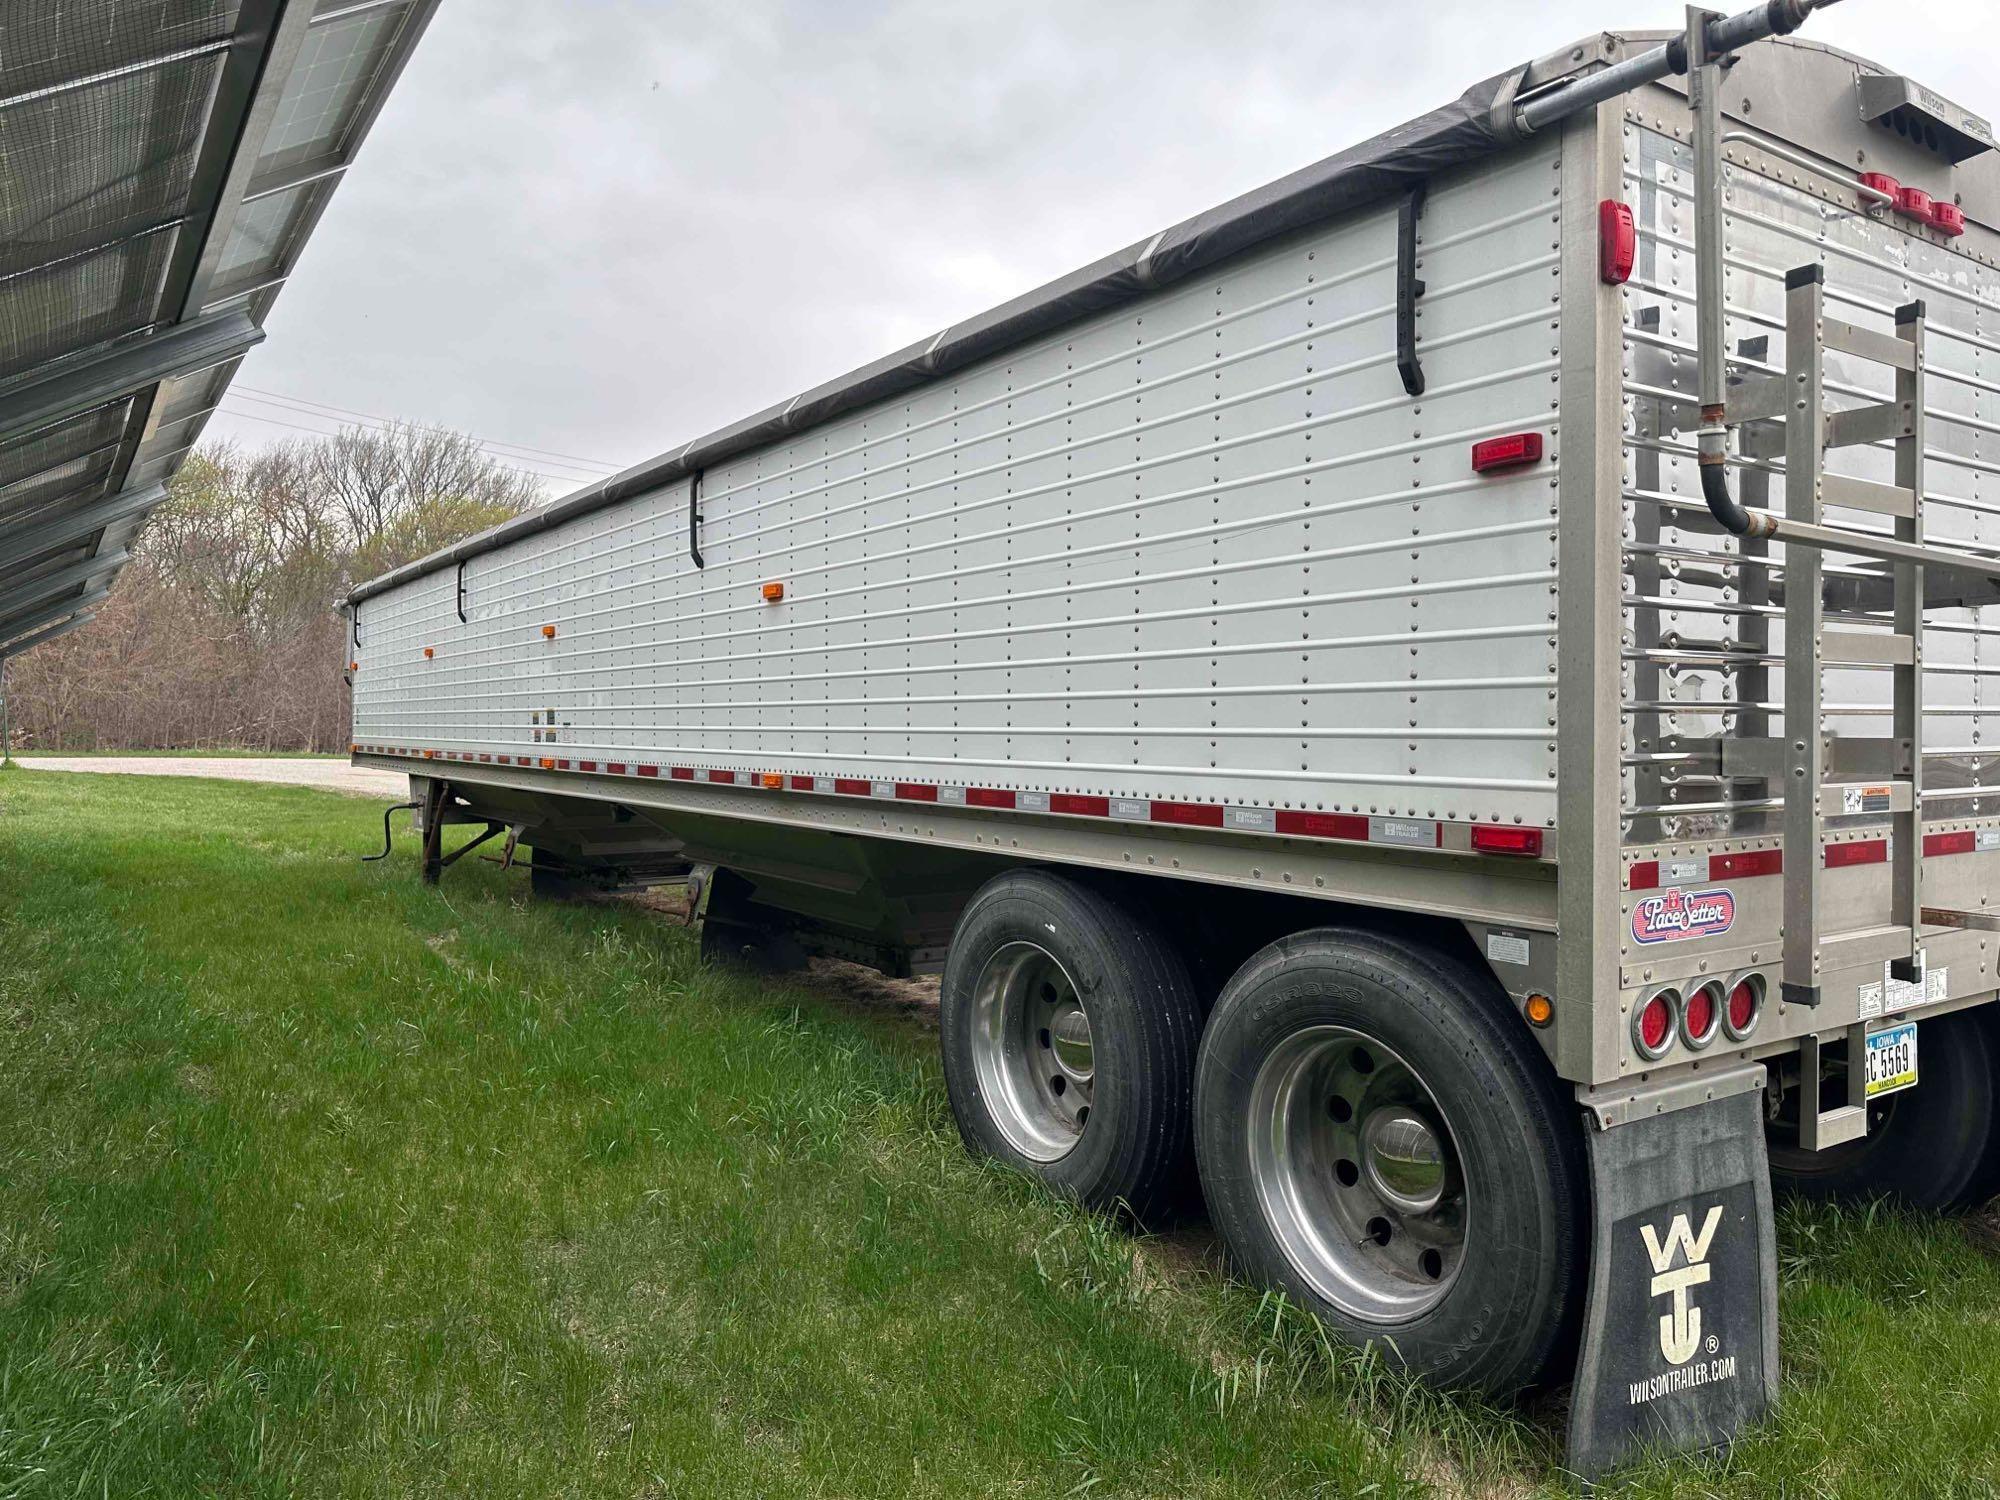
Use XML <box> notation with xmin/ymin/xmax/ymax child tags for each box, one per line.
<box><xmin>5</xmin><ymin>749</ymin><xmax>339</xmax><ymax>759</ymax></box>
<box><xmin>3</xmin><ymin>767</ymin><xmax>2000</xmax><ymax>1497</ymax></box>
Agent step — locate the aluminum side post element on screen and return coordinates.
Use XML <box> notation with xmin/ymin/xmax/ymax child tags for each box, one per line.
<box><xmin>1782</xmin><ymin>266</ymin><xmax>1828</xmax><ymax>1009</ymax></box>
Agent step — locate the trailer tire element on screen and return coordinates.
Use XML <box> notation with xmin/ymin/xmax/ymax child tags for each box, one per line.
<box><xmin>1194</xmin><ymin>928</ymin><xmax>1584</xmax><ymax>1394</ymax></box>
<box><xmin>1769</xmin><ymin>1007</ymin><xmax>2000</xmax><ymax>1212</ymax></box>
<box><xmin>940</xmin><ymin>870</ymin><xmax>1201</xmax><ymax>1224</ymax></box>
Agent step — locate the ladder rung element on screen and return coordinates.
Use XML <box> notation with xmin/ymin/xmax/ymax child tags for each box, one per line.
<box><xmin>1822</xmin><ymin>315</ymin><xmax>1919</xmax><ymax>372</ymax></box>
<box><xmin>1821</xmin><ymin>473</ymin><xmax>1916</xmax><ymax>518</ymax></box>
<box><xmin>1729</xmin><ymin>373</ymin><xmax>1790</xmax><ymax>424</ymax></box>
<box><xmin>1820</xmin><ymin>782</ymin><xmax>1913</xmax><ymax>818</ymax></box>
<box><xmin>1803</xmin><ymin>1104</ymin><xmax>1868</xmax><ymax>1151</ymax></box>
<box><xmin>1822</xmin><ymin>629</ymin><xmax>1914</xmax><ymax>665</ymax></box>
<box><xmin>1826</xmin><ymin>400</ymin><xmax>1915</xmax><ymax>449</ymax></box>
<box><xmin>1818</xmin><ymin>926</ymin><xmax>1914</xmax><ymax>972</ymax></box>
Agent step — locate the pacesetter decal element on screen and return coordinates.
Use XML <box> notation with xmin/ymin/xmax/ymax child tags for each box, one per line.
<box><xmin>1631</xmin><ymin>886</ymin><xmax>1736</xmax><ymax>945</ymax></box>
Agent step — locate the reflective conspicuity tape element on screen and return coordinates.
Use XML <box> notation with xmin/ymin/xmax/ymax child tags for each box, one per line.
<box><xmin>353</xmin><ymin>748</ymin><xmax>1563</xmax><ymax>856</ymax></box>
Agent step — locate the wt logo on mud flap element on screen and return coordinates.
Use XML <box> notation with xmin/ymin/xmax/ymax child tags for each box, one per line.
<box><xmin>1630</xmin><ymin>887</ymin><xmax>1735</xmax><ymax>945</ymax></box>
<box><xmin>1625</xmin><ymin>1203</ymin><xmax>1740</xmax><ymax>1407</ymax></box>
<box><xmin>1642</xmin><ymin>1205</ymin><xmax>1722</xmax><ymax>1366</ymax></box>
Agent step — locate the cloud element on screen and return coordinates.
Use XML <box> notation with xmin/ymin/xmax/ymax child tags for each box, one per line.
<box><xmin>210</xmin><ymin>0</ymin><xmax>1992</xmax><ymax>491</ymax></box>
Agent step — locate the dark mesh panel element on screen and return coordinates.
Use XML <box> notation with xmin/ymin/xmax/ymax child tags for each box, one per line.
<box><xmin>0</xmin><ymin>51</ymin><xmax>224</xmax><ymax>277</ymax></box>
<box><xmin>0</xmin><ymin>1</ymin><xmax>239</xmax><ymax>102</ymax></box>
<box><xmin>0</xmin><ymin>470</ymin><xmax>115</xmax><ymax>529</ymax></box>
<box><xmin>0</xmin><ymin>400</ymin><xmax>133</xmax><ymax>488</ymax></box>
<box><xmin>0</xmin><ymin>225</ymin><xmax>177</xmax><ymax>379</ymax></box>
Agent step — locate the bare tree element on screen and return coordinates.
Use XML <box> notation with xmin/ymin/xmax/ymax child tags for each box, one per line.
<box><xmin>6</xmin><ymin>422</ymin><xmax>543</xmax><ymax>752</ymax></box>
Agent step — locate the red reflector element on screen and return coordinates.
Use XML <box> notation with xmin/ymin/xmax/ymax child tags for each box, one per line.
<box><xmin>1150</xmin><ymin>800</ymin><xmax>1225</xmax><ymax>828</ymax></box>
<box><xmin>966</xmin><ymin>787</ymin><xmax>1017</xmax><ymax>809</ymax></box>
<box><xmin>834</xmin><ymin>777</ymin><xmax>871</xmax><ymax>796</ymax></box>
<box><xmin>1925</xmin><ymin>830</ymin><xmax>1976</xmax><ymax>857</ymax></box>
<box><xmin>1471</xmin><ymin>433</ymin><xmax>1543</xmax><ymax>473</ymax></box>
<box><xmin>1471</xmin><ymin>823</ymin><xmax>1543</xmax><ymax>856</ymax></box>
<box><xmin>1895</xmin><ymin>185</ymin><xmax>1934</xmax><ymax>220</ymax></box>
<box><xmin>1929</xmin><ymin>201</ymin><xmax>1967</xmax><ymax>237</ymax></box>
<box><xmin>1638</xmin><ymin>994</ymin><xmax>1673</xmax><ymax>1054</ymax></box>
<box><xmin>1274</xmin><ymin>811</ymin><xmax>1370</xmax><ymax>842</ymax></box>
<box><xmin>708</xmin><ymin>770</ymin><xmax>735</xmax><ymax>784</ymax></box>
<box><xmin>1050</xmin><ymin>793</ymin><xmax>1110</xmax><ymax>818</ymax></box>
<box><xmin>894</xmin><ymin>782</ymin><xmax>938</xmax><ymax>802</ymax></box>
<box><xmin>1627</xmin><ymin>860</ymin><xmax>1660</xmax><ymax>892</ymax></box>
<box><xmin>1825</xmin><ymin>838</ymin><xmax>1888</xmax><ymax>868</ymax></box>
<box><xmin>636</xmin><ymin>764</ymin><xmax>659</xmax><ymax>777</ymax></box>
<box><xmin>1710</xmin><ymin>849</ymin><xmax>1781</xmax><ymax>880</ymax></box>
<box><xmin>578</xmin><ymin>761</ymin><xmax>597</xmax><ymax>772</ymax></box>
<box><xmin>790</xmin><ymin>775</ymin><xmax>815</xmax><ymax>790</ymax></box>
<box><xmin>605</xmin><ymin>762</ymin><xmax>625</xmax><ymax>774</ymax></box>
<box><xmin>1598</xmin><ymin>199</ymin><xmax>1636</xmax><ymax>284</ymax></box>
<box><xmin>668</xmin><ymin>766</ymin><xmax>693</xmax><ymax>780</ymax></box>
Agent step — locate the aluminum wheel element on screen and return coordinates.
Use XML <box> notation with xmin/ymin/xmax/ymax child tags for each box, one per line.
<box><xmin>1247</xmin><ymin>1025</ymin><xmax>1467</xmax><ymax>1322</ymax></box>
<box><xmin>970</xmin><ymin>940</ymin><xmax>1095</xmax><ymax>1162</ymax></box>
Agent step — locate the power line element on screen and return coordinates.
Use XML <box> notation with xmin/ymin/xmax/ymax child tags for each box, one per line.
<box><xmin>231</xmin><ymin>385</ymin><xmax>627</xmax><ymax>472</ymax></box>
<box><xmin>211</xmin><ymin>404</ymin><xmax>572</xmax><ymax>490</ymax></box>
<box><xmin>222</xmin><ymin>391</ymin><xmax>607</xmax><ymax>481</ymax></box>
<box><xmin>214</xmin><ymin>397</ymin><xmax>597</xmax><ymax>488</ymax></box>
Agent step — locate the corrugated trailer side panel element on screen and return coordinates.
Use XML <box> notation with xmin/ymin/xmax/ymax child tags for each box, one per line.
<box><xmin>354</xmin><ymin>133</ymin><xmax>1563</xmax><ymax>829</ymax></box>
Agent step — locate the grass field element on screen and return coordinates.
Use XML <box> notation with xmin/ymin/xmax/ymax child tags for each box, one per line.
<box><xmin>5</xmin><ymin>767</ymin><xmax>2000</xmax><ymax>1497</ymax></box>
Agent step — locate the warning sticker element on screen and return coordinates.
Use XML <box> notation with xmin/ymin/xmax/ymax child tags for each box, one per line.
<box><xmin>1841</xmin><ymin>785</ymin><xmax>1895</xmax><ymax>815</ymax></box>
<box><xmin>1486</xmin><ymin>930</ymin><xmax>1532</xmax><ymax>967</ymax></box>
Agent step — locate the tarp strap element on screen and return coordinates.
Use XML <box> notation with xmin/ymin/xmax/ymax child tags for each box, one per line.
<box><xmin>689</xmin><ymin>471</ymin><xmax>705</xmax><ymax>570</ymax></box>
<box><xmin>1397</xmin><ymin>182</ymin><xmax>1428</xmax><ymax>398</ymax></box>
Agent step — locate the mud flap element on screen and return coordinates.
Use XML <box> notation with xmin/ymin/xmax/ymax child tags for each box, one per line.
<box><xmin>1565</xmin><ymin>1085</ymin><xmax>1780</xmax><ymax>1479</ymax></box>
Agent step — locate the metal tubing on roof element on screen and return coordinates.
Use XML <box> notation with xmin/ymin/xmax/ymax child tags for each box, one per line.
<box><xmin>0</xmin><ymin>586</ymin><xmax>114</xmax><ymax>645</ymax></box>
<box><xmin>0</xmin><ymin>309</ymin><xmax>262</xmax><ymax>445</ymax></box>
<box><xmin>0</xmin><ymin>610</ymin><xmax>96</xmax><ymax>660</ymax></box>
<box><xmin>0</xmin><ymin>551</ymin><xmax>131</xmax><ymax>621</ymax></box>
<box><xmin>0</xmin><ymin>485</ymin><xmax>165</xmax><ymax>574</ymax></box>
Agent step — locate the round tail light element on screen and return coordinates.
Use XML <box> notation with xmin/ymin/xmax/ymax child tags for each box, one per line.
<box><xmin>1723</xmin><ymin>973</ymin><xmax>1763</xmax><ymax>1042</ymax></box>
<box><xmin>1633</xmin><ymin>988</ymin><xmax>1677</xmax><ymax>1061</ymax></box>
<box><xmin>1680</xmin><ymin>981</ymin><xmax>1723</xmax><ymax>1050</ymax></box>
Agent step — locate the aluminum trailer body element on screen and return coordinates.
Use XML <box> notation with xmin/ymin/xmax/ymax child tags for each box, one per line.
<box><xmin>348</xmin><ymin>16</ymin><xmax>2000</xmax><ymax>1473</ymax></box>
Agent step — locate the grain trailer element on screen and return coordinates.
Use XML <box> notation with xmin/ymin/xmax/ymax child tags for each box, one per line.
<box><xmin>345</xmin><ymin>2</ymin><xmax>2000</xmax><ymax>1471</ymax></box>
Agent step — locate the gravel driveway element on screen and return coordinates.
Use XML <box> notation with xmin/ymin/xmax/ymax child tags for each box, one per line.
<box><xmin>15</xmin><ymin>757</ymin><xmax>407</xmax><ymax>798</ymax></box>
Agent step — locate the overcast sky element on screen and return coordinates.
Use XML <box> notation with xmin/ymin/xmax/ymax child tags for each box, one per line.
<box><xmin>203</xmin><ymin>0</ymin><xmax>1995</xmax><ymax>494</ymax></box>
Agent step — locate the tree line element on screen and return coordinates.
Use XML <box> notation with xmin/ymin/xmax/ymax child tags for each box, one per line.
<box><xmin>6</xmin><ymin>423</ymin><xmax>542</xmax><ymax>753</ymax></box>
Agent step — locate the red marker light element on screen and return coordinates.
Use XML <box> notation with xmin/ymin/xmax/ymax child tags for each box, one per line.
<box><xmin>1598</xmin><ymin>199</ymin><xmax>1636</xmax><ymax>284</ymax></box>
<box><xmin>1860</xmin><ymin>171</ymin><xmax>1901</xmax><ymax>205</ymax></box>
<box><xmin>1724</xmin><ymin>977</ymin><xmax>1761</xmax><ymax>1041</ymax></box>
<box><xmin>1895</xmin><ymin>185</ymin><xmax>1934</xmax><ymax>220</ymax></box>
<box><xmin>1681</xmin><ymin>982</ymin><xmax>1721</xmax><ymax>1049</ymax></box>
<box><xmin>1471</xmin><ymin>822</ymin><xmax>1544</xmax><ymax>856</ymax></box>
<box><xmin>1634</xmin><ymin>990</ymin><xmax>1676</xmax><ymax>1060</ymax></box>
<box><xmin>1470</xmin><ymin>433</ymin><xmax>1544</xmax><ymax>474</ymax></box>
<box><xmin>1929</xmin><ymin>201</ymin><xmax>1967</xmax><ymax>238</ymax></box>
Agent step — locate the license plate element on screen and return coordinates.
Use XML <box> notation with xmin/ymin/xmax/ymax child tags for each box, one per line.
<box><xmin>1865</xmin><ymin>1021</ymin><xmax>1919</xmax><ymax>1099</ymax></box>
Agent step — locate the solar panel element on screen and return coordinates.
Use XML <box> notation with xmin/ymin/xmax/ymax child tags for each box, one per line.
<box><xmin>0</xmin><ymin>49</ymin><xmax>225</xmax><ymax>278</ymax></box>
<box><xmin>0</xmin><ymin>1</ymin><xmax>239</xmax><ymax>103</ymax></box>
<box><xmin>0</xmin><ymin>0</ymin><xmax>436</xmax><ymax>661</ymax></box>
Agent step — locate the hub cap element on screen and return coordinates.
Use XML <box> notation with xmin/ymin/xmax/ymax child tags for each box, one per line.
<box><xmin>1247</xmin><ymin>1026</ymin><xmax>1468</xmax><ymax>1322</ymax></box>
<box><xmin>969</xmin><ymin>942</ymin><xmax>1095</xmax><ymax>1161</ymax></box>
